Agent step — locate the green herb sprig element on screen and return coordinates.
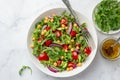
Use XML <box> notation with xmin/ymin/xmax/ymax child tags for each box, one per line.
<box><xmin>19</xmin><ymin>66</ymin><xmax>32</xmax><ymax>76</ymax></box>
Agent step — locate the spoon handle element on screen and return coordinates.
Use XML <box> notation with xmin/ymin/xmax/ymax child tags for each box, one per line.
<box><xmin>112</xmin><ymin>37</ymin><xmax>120</xmax><ymax>47</ymax></box>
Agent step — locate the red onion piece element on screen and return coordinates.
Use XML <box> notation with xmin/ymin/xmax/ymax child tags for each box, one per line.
<box><xmin>48</xmin><ymin>16</ymin><xmax>53</xmax><ymax>19</ymax></box>
<box><xmin>47</xmin><ymin>66</ymin><xmax>59</xmax><ymax>73</ymax></box>
<box><xmin>67</xmin><ymin>22</ymin><xmax>72</xmax><ymax>34</ymax></box>
<box><xmin>42</xmin><ymin>25</ymin><xmax>47</xmax><ymax>31</ymax></box>
<box><xmin>75</xmin><ymin>50</ymin><xmax>81</xmax><ymax>54</ymax></box>
<box><xmin>49</xmin><ymin>43</ymin><xmax>62</xmax><ymax>48</ymax></box>
<box><xmin>73</xmin><ymin>63</ymin><xmax>77</xmax><ymax>68</ymax></box>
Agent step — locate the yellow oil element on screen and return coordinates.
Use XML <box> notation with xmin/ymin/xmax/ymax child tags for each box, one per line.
<box><xmin>102</xmin><ymin>39</ymin><xmax>120</xmax><ymax>59</ymax></box>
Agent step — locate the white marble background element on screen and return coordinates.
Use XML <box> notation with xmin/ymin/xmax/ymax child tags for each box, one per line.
<box><xmin>0</xmin><ymin>0</ymin><xmax>120</xmax><ymax>80</ymax></box>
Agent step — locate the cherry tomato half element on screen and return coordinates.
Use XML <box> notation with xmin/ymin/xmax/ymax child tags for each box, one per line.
<box><xmin>38</xmin><ymin>52</ymin><xmax>49</xmax><ymax>61</ymax></box>
<box><xmin>45</xmin><ymin>40</ymin><xmax>52</xmax><ymax>47</ymax></box>
<box><xmin>72</xmin><ymin>51</ymin><xmax>78</xmax><ymax>60</ymax></box>
<box><xmin>68</xmin><ymin>62</ymin><xmax>74</xmax><ymax>67</ymax></box>
<box><xmin>84</xmin><ymin>47</ymin><xmax>91</xmax><ymax>55</ymax></box>
<box><xmin>45</xmin><ymin>26</ymin><xmax>51</xmax><ymax>31</ymax></box>
<box><xmin>56</xmin><ymin>60</ymin><xmax>62</xmax><ymax>66</ymax></box>
<box><xmin>60</xmin><ymin>18</ymin><xmax>68</xmax><ymax>25</ymax></box>
<box><xmin>70</xmin><ymin>30</ymin><xmax>77</xmax><ymax>37</ymax></box>
<box><xmin>62</xmin><ymin>44</ymin><xmax>69</xmax><ymax>50</ymax></box>
<box><xmin>56</xmin><ymin>31</ymin><xmax>62</xmax><ymax>38</ymax></box>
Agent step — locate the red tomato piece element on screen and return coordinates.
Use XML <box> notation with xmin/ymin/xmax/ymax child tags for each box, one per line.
<box><xmin>45</xmin><ymin>26</ymin><xmax>51</xmax><ymax>31</ymax></box>
<box><xmin>38</xmin><ymin>35</ymin><xmax>44</xmax><ymax>43</ymax></box>
<box><xmin>45</xmin><ymin>40</ymin><xmax>52</xmax><ymax>47</ymax></box>
<box><xmin>84</xmin><ymin>47</ymin><xmax>91</xmax><ymax>55</ymax></box>
<box><xmin>56</xmin><ymin>60</ymin><xmax>62</xmax><ymax>66</ymax></box>
<box><xmin>56</xmin><ymin>31</ymin><xmax>62</xmax><ymax>38</ymax></box>
<box><xmin>38</xmin><ymin>38</ymin><xmax>42</xmax><ymax>43</ymax></box>
<box><xmin>72</xmin><ymin>51</ymin><xmax>78</xmax><ymax>60</ymax></box>
<box><xmin>68</xmin><ymin>62</ymin><xmax>74</xmax><ymax>67</ymax></box>
<box><xmin>62</xmin><ymin>44</ymin><xmax>69</xmax><ymax>50</ymax></box>
<box><xmin>52</xmin><ymin>30</ymin><xmax>57</xmax><ymax>33</ymax></box>
<box><xmin>60</xmin><ymin>18</ymin><xmax>68</xmax><ymax>25</ymax></box>
<box><xmin>70</xmin><ymin>30</ymin><xmax>77</xmax><ymax>37</ymax></box>
<box><xmin>41</xmin><ymin>35</ymin><xmax>44</xmax><ymax>39</ymax></box>
<box><xmin>38</xmin><ymin>52</ymin><xmax>49</xmax><ymax>61</ymax></box>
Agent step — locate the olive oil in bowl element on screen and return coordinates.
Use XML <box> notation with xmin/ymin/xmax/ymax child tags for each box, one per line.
<box><xmin>100</xmin><ymin>38</ymin><xmax>120</xmax><ymax>60</ymax></box>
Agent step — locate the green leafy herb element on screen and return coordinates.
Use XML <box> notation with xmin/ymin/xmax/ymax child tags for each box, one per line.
<box><xmin>94</xmin><ymin>0</ymin><xmax>120</xmax><ymax>33</ymax></box>
<box><xmin>19</xmin><ymin>66</ymin><xmax>32</xmax><ymax>76</ymax></box>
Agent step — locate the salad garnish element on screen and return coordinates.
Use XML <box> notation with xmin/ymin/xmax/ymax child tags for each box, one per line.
<box><xmin>19</xmin><ymin>66</ymin><xmax>32</xmax><ymax>76</ymax></box>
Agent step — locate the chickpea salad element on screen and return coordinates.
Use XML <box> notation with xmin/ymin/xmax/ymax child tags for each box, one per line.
<box><xmin>30</xmin><ymin>11</ymin><xmax>91</xmax><ymax>72</ymax></box>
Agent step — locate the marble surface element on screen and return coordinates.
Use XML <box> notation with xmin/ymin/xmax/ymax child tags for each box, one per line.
<box><xmin>0</xmin><ymin>0</ymin><xmax>120</xmax><ymax>80</ymax></box>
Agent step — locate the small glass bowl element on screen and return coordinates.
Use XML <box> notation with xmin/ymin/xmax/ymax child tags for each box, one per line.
<box><xmin>100</xmin><ymin>37</ymin><xmax>120</xmax><ymax>60</ymax></box>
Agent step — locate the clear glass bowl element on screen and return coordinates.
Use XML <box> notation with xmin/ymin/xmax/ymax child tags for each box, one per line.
<box><xmin>100</xmin><ymin>37</ymin><xmax>120</xmax><ymax>60</ymax></box>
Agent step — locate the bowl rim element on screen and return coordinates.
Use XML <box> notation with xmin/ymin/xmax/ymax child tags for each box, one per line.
<box><xmin>27</xmin><ymin>7</ymin><xmax>98</xmax><ymax>77</ymax></box>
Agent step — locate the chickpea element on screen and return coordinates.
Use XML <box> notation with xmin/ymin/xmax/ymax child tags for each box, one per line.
<box><xmin>69</xmin><ymin>67</ymin><xmax>73</xmax><ymax>70</ymax></box>
<box><xmin>61</xmin><ymin>56</ymin><xmax>64</xmax><ymax>60</ymax></box>
<box><xmin>61</xmin><ymin>24</ymin><xmax>65</xmax><ymax>28</ymax></box>
<box><xmin>41</xmin><ymin>30</ymin><xmax>47</xmax><ymax>35</ymax></box>
<box><xmin>44</xmin><ymin>19</ymin><xmax>48</xmax><ymax>23</ymax></box>
<box><xmin>68</xmin><ymin>45</ymin><xmax>72</xmax><ymax>48</ymax></box>
<box><xmin>65</xmin><ymin>49</ymin><xmax>68</xmax><ymax>52</ymax></box>
<box><xmin>73</xmin><ymin>23</ymin><xmax>77</xmax><ymax>27</ymax></box>
<box><xmin>43</xmin><ymin>30</ymin><xmax>47</xmax><ymax>33</ymax></box>
<box><xmin>37</xmin><ymin>24</ymin><xmax>41</xmax><ymax>29</ymax></box>
<box><xmin>67</xmin><ymin>67</ymin><xmax>70</xmax><ymax>71</ymax></box>
<box><xmin>53</xmin><ymin>62</ymin><xmax>57</xmax><ymax>67</ymax></box>
<box><xmin>76</xmin><ymin>46</ymin><xmax>79</xmax><ymax>49</ymax></box>
<box><xmin>71</xmin><ymin>39</ymin><xmax>74</xmax><ymax>42</ymax></box>
<box><xmin>50</xmin><ymin>18</ymin><xmax>54</xmax><ymax>22</ymax></box>
<box><xmin>67</xmin><ymin>40</ymin><xmax>70</xmax><ymax>44</ymax></box>
<box><xmin>41</xmin><ymin>31</ymin><xmax>45</xmax><ymax>35</ymax></box>
<box><xmin>45</xmin><ymin>17</ymin><xmax>48</xmax><ymax>20</ymax></box>
<box><xmin>77</xmin><ymin>63</ymin><xmax>82</xmax><ymax>67</ymax></box>
<box><xmin>71</xmin><ymin>48</ymin><xmax>74</xmax><ymax>51</ymax></box>
<box><xmin>57</xmin><ymin>40</ymin><xmax>61</xmax><ymax>43</ymax></box>
<box><xmin>32</xmin><ymin>37</ymin><xmax>35</xmax><ymax>41</ymax></box>
<box><xmin>30</xmin><ymin>44</ymin><xmax>34</xmax><ymax>48</ymax></box>
<box><xmin>65</xmin><ymin>27</ymin><xmax>68</xmax><ymax>30</ymax></box>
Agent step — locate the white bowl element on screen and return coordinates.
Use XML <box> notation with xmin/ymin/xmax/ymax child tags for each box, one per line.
<box><xmin>27</xmin><ymin>8</ymin><xmax>98</xmax><ymax>77</ymax></box>
<box><xmin>92</xmin><ymin>2</ymin><xmax>120</xmax><ymax>34</ymax></box>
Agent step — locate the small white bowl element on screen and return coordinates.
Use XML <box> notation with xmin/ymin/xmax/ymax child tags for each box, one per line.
<box><xmin>92</xmin><ymin>2</ymin><xmax>120</xmax><ymax>35</ymax></box>
<box><xmin>27</xmin><ymin>8</ymin><xmax>98</xmax><ymax>77</ymax></box>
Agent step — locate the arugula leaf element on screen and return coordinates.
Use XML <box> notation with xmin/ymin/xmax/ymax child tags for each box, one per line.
<box><xmin>94</xmin><ymin>0</ymin><xmax>120</xmax><ymax>33</ymax></box>
<box><xmin>19</xmin><ymin>66</ymin><xmax>32</xmax><ymax>76</ymax></box>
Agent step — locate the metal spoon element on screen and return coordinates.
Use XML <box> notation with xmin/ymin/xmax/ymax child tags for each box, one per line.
<box><xmin>106</xmin><ymin>37</ymin><xmax>120</xmax><ymax>54</ymax></box>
